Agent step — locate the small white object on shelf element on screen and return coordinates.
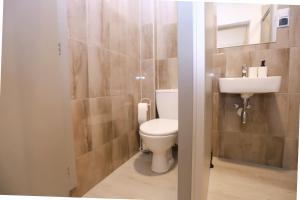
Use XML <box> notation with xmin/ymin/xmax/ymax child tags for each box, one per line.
<box><xmin>248</xmin><ymin>67</ymin><xmax>258</xmax><ymax>78</ymax></box>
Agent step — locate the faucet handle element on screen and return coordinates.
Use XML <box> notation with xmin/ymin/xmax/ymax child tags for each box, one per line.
<box><xmin>242</xmin><ymin>65</ymin><xmax>248</xmax><ymax>77</ymax></box>
<box><xmin>242</xmin><ymin>65</ymin><xmax>248</xmax><ymax>71</ymax></box>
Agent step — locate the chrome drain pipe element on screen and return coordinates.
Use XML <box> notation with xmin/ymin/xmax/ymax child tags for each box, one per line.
<box><xmin>241</xmin><ymin>97</ymin><xmax>249</xmax><ymax>124</ymax></box>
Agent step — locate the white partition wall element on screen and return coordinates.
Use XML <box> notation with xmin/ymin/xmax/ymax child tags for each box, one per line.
<box><xmin>0</xmin><ymin>0</ymin><xmax>76</xmax><ymax>196</ymax></box>
<box><xmin>178</xmin><ymin>2</ymin><xmax>215</xmax><ymax>200</ymax></box>
<box><xmin>178</xmin><ymin>2</ymin><xmax>194</xmax><ymax>200</ymax></box>
<box><xmin>0</xmin><ymin>0</ymin><xmax>2</xmax><ymax>94</ymax></box>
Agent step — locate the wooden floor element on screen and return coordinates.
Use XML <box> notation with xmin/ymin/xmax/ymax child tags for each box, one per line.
<box><xmin>84</xmin><ymin>152</ymin><xmax>178</xmax><ymax>200</ymax></box>
<box><xmin>84</xmin><ymin>153</ymin><xmax>297</xmax><ymax>200</ymax></box>
<box><xmin>207</xmin><ymin>157</ymin><xmax>297</xmax><ymax>200</ymax></box>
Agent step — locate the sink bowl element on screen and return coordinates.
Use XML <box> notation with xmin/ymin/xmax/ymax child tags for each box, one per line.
<box><xmin>219</xmin><ymin>76</ymin><xmax>282</xmax><ymax>94</ymax></box>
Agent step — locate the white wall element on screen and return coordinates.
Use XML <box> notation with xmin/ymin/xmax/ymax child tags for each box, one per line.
<box><xmin>0</xmin><ymin>0</ymin><xmax>76</xmax><ymax>196</ymax></box>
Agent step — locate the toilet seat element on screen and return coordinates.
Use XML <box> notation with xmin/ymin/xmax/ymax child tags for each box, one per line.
<box><xmin>140</xmin><ymin>119</ymin><xmax>178</xmax><ymax>136</ymax></box>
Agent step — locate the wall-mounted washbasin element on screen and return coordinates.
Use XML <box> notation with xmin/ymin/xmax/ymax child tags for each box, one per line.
<box><xmin>219</xmin><ymin>76</ymin><xmax>282</xmax><ymax>124</ymax></box>
<box><xmin>219</xmin><ymin>76</ymin><xmax>282</xmax><ymax>95</ymax></box>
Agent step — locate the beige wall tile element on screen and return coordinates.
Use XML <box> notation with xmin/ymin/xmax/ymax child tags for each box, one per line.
<box><xmin>86</xmin><ymin>0</ymin><xmax>115</xmax><ymax>49</ymax></box>
<box><xmin>104</xmin><ymin>0</ymin><xmax>140</xmax><ymax>58</ymax></box>
<box><xmin>141</xmin><ymin>24</ymin><xmax>154</xmax><ymax>59</ymax></box>
<box><xmin>87</xmin><ymin>97</ymin><xmax>113</xmax><ymax>149</ymax></box>
<box><xmin>127</xmin><ymin>0</ymin><xmax>140</xmax><ymax>26</ymax></box>
<box><xmin>88</xmin><ymin>46</ymin><xmax>111</xmax><ymax>98</ymax></box>
<box><xmin>217</xmin><ymin>79</ymin><xmax>293</xmax><ymax>167</ymax></box>
<box><xmin>288</xmin><ymin>47</ymin><xmax>300</xmax><ymax>93</ymax></box>
<box><xmin>250</xmin><ymin>48</ymin><xmax>290</xmax><ymax>93</ymax></box>
<box><xmin>283</xmin><ymin>138</ymin><xmax>298</xmax><ymax>169</ymax></box>
<box><xmin>212</xmin><ymin>53</ymin><xmax>226</xmax><ymax>70</ymax></box>
<box><xmin>224</xmin><ymin>48</ymin><xmax>251</xmax><ymax>77</ymax></box>
<box><xmin>111</xmin><ymin>96</ymin><xmax>127</xmax><ymax>138</ymax></box>
<box><xmin>264</xmin><ymin>94</ymin><xmax>289</xmax><ymax>137</ymax></box>
<box><xmin>127</xmin><ymin>24</ymin><xmax>140</xmax><ymax>58</ymax></box>
<box><xmin>289</xmin><ymin>6</ymin><xmax>300</xmax><ymax>47</ymax></box>
<box><xmin>123</xmin><ymin>95</ymin><xmax>135</xmax><ymax>133</ymax></box>
<box><xmin>156</xmin><ymin>23</ymin><xmax>178</xmax><ymax>59</ymax></box>
<box><xmin>87</xmin><ymin>0</ymin><xmax>103</xmax><ymax>46</ymax></box>
<box><xmin>107</xmin><ymin>1</ymin><xmax>121</xmax><ymax>53</ymax></box>
<box><xmin>72</xmin><ymin>142</ymin><xmax>113</xmax><ymax>196</ymax></box>
<box><xmin>155</xmin><ymin>25</ymin><xmax>167</xmax><ymax>59</ymax></box>
<box><xmin>141</xmin><ymin>59</ymin><xmax>155</xmax><ymax>95</ymax></box>
<box><xmin>212</xmin><ymin>67</ymin><xmax>223</xmax><ymax>93</ymax></box>
<box><xmin>94</xmin><ymin>142</ymin><xmax>113</xmax><ymax>180</ymax></box>
<box><xmin>67</xmin><ymin>0</ymin><xmax>87</xmax><ymax>42</ymax></box>
<box><xmin>112</xmin><ymin>135</ymin><xmax>129</xmax><ymax>169</ymax></box>
<box><xmin>220</xmin><ymin>94</ymin><xmax>241</xmax><ymax>133</ymax></box>
<box><xmin>71</xmin><ymin>99</ymin><xmax>91</xmax><ymax>157</ymax></box>
<box><xmin>165</xmin><ymin>23</ymin><xmax>178</xmax><ymax>58</ymax></box>
<box><xmin>156</xmin><ymin>58</ymin><xmax>178</xmax><ymax>89</ymax></box>
<box><xmin>156</xmin><ymin>1</ymin><xmax>177</xmax><ymax>25</ymax></box>
<box><xmin>128</xmin><ymin>132</ymin><xmax>139</xmax><ymax>157</ymax></box>
<box><xmin>240</xmin><ymin>134</ymin><xmax>267</xmax><ymax>164</ymax></box>
<box><xmin>212</xmin><ymin>53</ymin><xmax>226</xmax><ymax>93</ymax></box>
<box><xmin>287</xmin><ymin>94</ymin><xmax>300</xmax><ymax>139</ymax></box>
<box><xmin>265</xmin><ymin>136</ymin><xmax>284</xmax><ymax>167</ymax></box>
<box><xmin>141</xmin><ymin>0</ymin><xmax>154</xmax><ymax>25</ymax></box>
<box><xmin>69</xmin><ymin>40</ymin><xmax>89</xmax><ymax>99</ymax></box>
<box><xmin>220</xmin><ymin>132</ymin><xmax>243</xmax><ymax>160</ymax></box>
<box><xmin>68</xmin><ymin>0</ymin><xmax>141</xmax><ymax>195</ymax></box>
<box><xmin>72</xmin><ymin>151</ymin><xmax>98</xmax><ymax>196</ymax></box>
<box><xmin>212</xmin><ymin>131</ymin><xmax>220</xmax><ymax>157</ymax></box>
<box><xmin>269</xmin><ymin>28</ymin><xmax>290</xmax><ymax>49</ymax></box>
<box><xmin>212</xmin><ymin>93</ymin><xmax>220</xmax><ymax>132</ymax></box>
<box><xmin>109</xmin><ymin>53</ymin><xmax>126</xmax><ymax>96</ymax></box>
<box><xmin>254</xmin><ymin>43</ymin><xmax>270</xmax><ymax>50</ymax></box>
<box><xmin>125</xmin><ymin>57</ymin><xmax>140</xmax><ymax>97</ymax></box>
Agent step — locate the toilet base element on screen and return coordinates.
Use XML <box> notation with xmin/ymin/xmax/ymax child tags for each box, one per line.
<box><xmin>151</xmin><ymin>149</ymin><xmax>174</xmax><ymax>173</ymax></box>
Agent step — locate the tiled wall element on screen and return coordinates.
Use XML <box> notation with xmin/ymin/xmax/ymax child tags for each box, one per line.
<box><xmin>155</xmin><ymin>1</ymin><xmax>178</xmax><ymax>90</ymax></box>
<box><xmin>140</xmin><ymin>0</ymin><xmax>178</xmax><ymax>118</ymax></box>
<box><xmin>140</xmin><ymin>0</ymin><xmax>156</xmax><ymax>118</ymax></box>
<box><xmin>212</xmin><ymin>5</ymin><xmax>300</xmax><ymax>169</ymax></box>
<box><xmin>68</xmin><ymin>0</ymin><xmax>140</xmax><ymax>196</ymax></box>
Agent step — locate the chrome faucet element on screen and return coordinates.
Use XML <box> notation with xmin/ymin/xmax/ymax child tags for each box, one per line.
<box><xmin>242</xmin><ymin>65</ymin><xmax>248</xmax><ymax>77</ymax></box>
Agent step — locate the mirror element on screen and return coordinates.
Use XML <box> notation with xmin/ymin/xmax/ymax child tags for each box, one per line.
<box><xmin>217</xmin><ymin>3</ymin><xmax>280</xmax><ymax>48</ymax></box>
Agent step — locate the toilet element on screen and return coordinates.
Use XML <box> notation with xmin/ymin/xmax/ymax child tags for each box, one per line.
<box><xmin>139</xmin><ymin>89</ymin><xmax>178</xmax><ymax>173</ymax></box>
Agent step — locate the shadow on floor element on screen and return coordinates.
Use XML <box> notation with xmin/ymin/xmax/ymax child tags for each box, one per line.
<box><xmin>133</xmin><ymin>146</ymin><xmax>178</xmax><ymax>176</ymax></box>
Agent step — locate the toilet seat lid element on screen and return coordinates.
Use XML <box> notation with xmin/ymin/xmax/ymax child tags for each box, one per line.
<box><xmin>140</xmin><ymin>119</ymin><xmax>178</xmax><ymax>136</ymax></box>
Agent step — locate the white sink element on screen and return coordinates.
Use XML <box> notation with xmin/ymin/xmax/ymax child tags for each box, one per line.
<box><xmin>219</xmin><ymin>76</ymin><xmax>282</xmax><ymax>95</ymax></box>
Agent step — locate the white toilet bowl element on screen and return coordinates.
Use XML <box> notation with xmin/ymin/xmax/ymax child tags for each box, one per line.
<box><xmin>140</xmin><ymin>118</ymin><xmax>178</xmax><ymax>173</ymax></box>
